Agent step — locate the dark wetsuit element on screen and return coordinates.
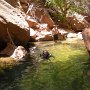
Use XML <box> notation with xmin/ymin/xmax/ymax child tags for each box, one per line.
<box><xmin>40</xmin><ymin>50</ymin><xmax>50</xmax><ymax>59</ymax></box>
<box><xmin>42</xmin><ymin>51</ymin><xmax>50</xmax><ymax>59</ymax></box>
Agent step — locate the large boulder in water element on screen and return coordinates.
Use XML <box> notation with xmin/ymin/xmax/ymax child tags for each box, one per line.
<box><xmin>0</xmin><ymin>0</ymin><xmax>30</xmax><ymax>50</ymax></box>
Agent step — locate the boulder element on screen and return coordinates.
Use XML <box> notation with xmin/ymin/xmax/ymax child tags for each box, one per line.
<box><xmin>27</xmin><ymin>6</ymin><xmax>54</xmax><ymax>29</ymax></box>
<box><xmin>58</xmin><ymin>13</ymin><xmax>89</xmax><ymax>31</ymax></box>
<box><xmin>67</xmin><ymin>16</ymin><xmax>88</xmax><ymax>31</ymax></box>
<box><xmin>0</xmin><ymin>0</ymin><xmax>30</xmax><ymax>49</ymax></box>
<box><xmin>11</xmin><ymin>46</ymin><xmax>28</xmax><ymax>60</ymax></box>
<box><xmin>35</xmin><ymin>8</ymin><xmax>54</xmax><ymax>28</ymax></box>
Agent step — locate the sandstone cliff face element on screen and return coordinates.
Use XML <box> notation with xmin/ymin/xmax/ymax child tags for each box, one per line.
<box><xmin>0</xmin><ymin>0</ymin><xmax>30</xmax><ymax>51</ymax></box>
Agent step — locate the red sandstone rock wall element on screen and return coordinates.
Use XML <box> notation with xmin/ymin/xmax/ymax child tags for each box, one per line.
<box><xmin>0</xmin><ymin>0</ymin><xmax>30</xmax><ymax>47</ymax></box>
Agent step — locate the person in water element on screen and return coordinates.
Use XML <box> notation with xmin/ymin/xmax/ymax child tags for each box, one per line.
<box><xmin>40</xmin><ymin>50</ymin><xmax>50</xmax><ymax>59</ymax></box>
<box><xmin>52</xmin><ymin>25</ymin><xmax>59</xmax><ymax>43</ymax></box>
<box><xmin>42</xmin><ymin>50</ymin><xmax>50</xmax><ymax>59</ymax></box>
<box><xmin>40</xmin><ymin>50</ymin><xmax>55</xmax><ymax>61</ymax></box>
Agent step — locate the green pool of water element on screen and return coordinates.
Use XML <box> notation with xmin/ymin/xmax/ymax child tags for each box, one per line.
<box><xmin>0</xmin><ymin>41</ymin><xmax>90</xmax><ymax>90</ymax></box>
